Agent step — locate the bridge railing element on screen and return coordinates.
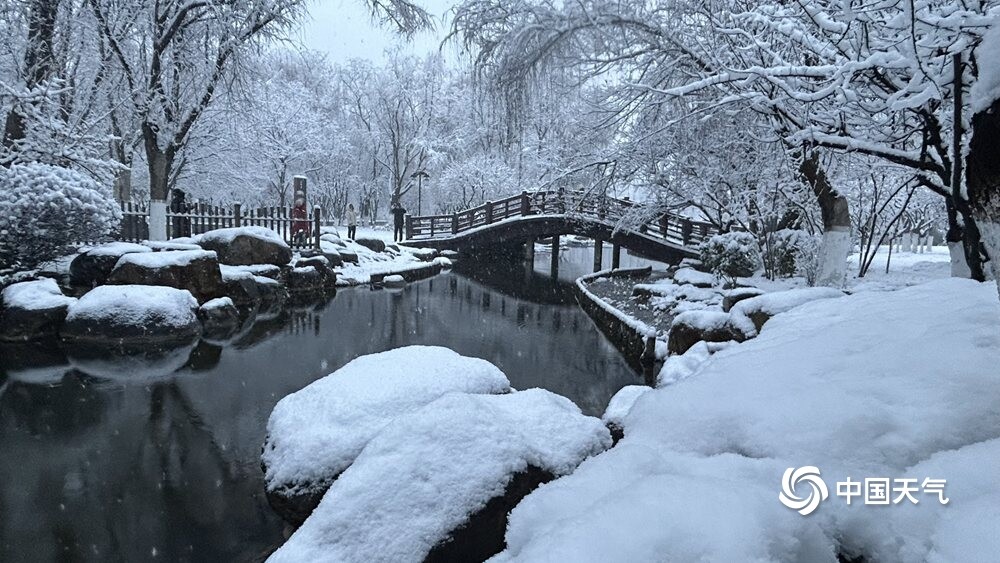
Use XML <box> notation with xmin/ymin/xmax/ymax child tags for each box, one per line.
<box><xmin>404</xmin><ymin>189</ymin><xmax>719</xmax><ymax>247</ymax></box>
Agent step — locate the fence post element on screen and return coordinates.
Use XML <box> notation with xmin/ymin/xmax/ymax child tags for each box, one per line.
<box><xmin>485</xmin><ymin>201</ymin><xmax>494</xmax><ymax>224</ymax></box>
<box><xmin>451</xmin><ymin>214</ymin><xmax>458</xmax><ymax>234</ymax></box>
<box><xmin>521</xmin><ymin>191</ymin><xmax>530</xmax><ymax>216</ymax></box>
<box><xmin>313</xmin><ymin>206</ymin><xmax>321</xmax><ymax>249</ymax></box>
<box><xmin>233</xmin><ymin>203</ymin><xmax>241</xmax><ymax>228</ymax></box>
<box><xmin>682</xmin><ymin>219</ymin><xmax>693</xmax><ymax>246</ymax></box>
<box><xmin>404</xmin><ymin>214</ymin><xmax>413</xmax><ymax>240</ymax></box>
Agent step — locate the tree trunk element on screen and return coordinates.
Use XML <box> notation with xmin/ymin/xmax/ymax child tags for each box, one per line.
<box><xmin>967</xmin><ymin>96</ymin><xmax>1000</xmax><ymax>296</ymax></box>
<box><xmin>2</xmin><ymin>0</ymin><xmax>60</xmax><ymax>157</ymax></box>
<box><xmin>799</xmin><ymin>150</ymin><xmax>851</xmax><ymax>287</ymax></box>
<box><xmin>144</xmin><ymin>124</ymin><xmax>173</xmax><ymax>240</ymax></box>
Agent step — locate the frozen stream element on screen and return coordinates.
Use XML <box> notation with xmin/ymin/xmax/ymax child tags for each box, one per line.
<box><xmin>0</xmin><ymin>247</ymin><xmax>649</xmax><ymax>562</ymax></box>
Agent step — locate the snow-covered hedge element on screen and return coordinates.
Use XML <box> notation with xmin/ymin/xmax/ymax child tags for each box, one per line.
<box><xmin>699</xmin><ymin>232</ymin><xmax>761</xmax><ymax>283</ymax></box>
<box><xmin>0</xmin><ymin>163</ymin><xmax>120</xmax><ymax>269</ymax></box>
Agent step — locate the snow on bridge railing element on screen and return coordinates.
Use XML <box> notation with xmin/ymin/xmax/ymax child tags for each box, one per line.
<box><xmin>404</xmin><ymin>189</ymin><xmax>718</xmax><ymax>248</ymax></box>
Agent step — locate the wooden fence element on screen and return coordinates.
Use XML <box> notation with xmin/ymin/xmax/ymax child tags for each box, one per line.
<box><xmin>120</xmin><ymin>201</ymin><xmax>330</xmax><ymax>248</ymax></box>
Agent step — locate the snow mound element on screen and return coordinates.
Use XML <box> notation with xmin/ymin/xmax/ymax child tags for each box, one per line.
<box><xmin>672</xmin><ymin>267</ymin><xmax>715</xmax><ymax>287</ymax></box>
<box><xmin>972</xmin><ymin>22</ymin><xmax>1000</xmax><ymax>114</ymax></box>
<box><xmin>493</xmin><ymin>278</ymin><xmax>1000</xmax><ymax>562</ymax></box>
<box><xmin>601</xmin><ymin>385</ymin><xmax>652</xmax><ymax>430</ymax></box>
<box><xmin>1</xmin><ymin>278</ymin><xmax>75</xmax><ymax>311</ymax></box>
<box><xmin>268</xmin><ymin>389</ymin><xmax>611</xmax><ymax>563</ymax></box>
<box><xmin>671</xmin><ymin>310</ymin><xmax>730</xmax><ymax>331</ymax></box>
<box><xmin>262</xmin><ymin>346</ymin><xmax>512</xmax><ymax>495</ymax></box>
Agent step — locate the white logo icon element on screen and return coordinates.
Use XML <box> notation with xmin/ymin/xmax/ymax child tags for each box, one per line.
<box><xmin>779</xmin><ymin>466</ymin><xmax>829</xmax><ymax>515</ymax></box>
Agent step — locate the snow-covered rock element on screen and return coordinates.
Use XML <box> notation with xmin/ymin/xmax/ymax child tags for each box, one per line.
<box><xmin>729</xmin><ymin>286</ymin><xmax>844</xmax><ymax>336</ymax></box>
<box><xmin>287</xmin><ymin>266</ymin><xmax>324</xmax><ymax>293</ymax></box>
<box><xmin>69</xmin><ymin>242</ymin><xmax>151</xmax><ymax>287</ymax></box>
<box><xmin>61</xmin><ymin>285</ymin><xmax>200</xmax><ymax>343</ymax></box>
<box><xmin>667</xmin><ymin>310</ymin><xmax>747</xmax><ymax>355</ymax></box>
<box><xmin>198</xmin><ymin>226</ymin><xmax>292</xmax><ymax>266</ymax></box>
<box><xmin>353</xmin><ymin>237</ymin><xmax>386</xmax><ymax>253</ymax></box>
<box><xmin>399</xmin><ymin>246</ymin><xmax>438</xmax><ymax>261</ymax></box>
<box><xmin>672</xmin><ymin>267</ymin><xmax>715</xmax><ymax>288</ymax></box>
<box><xmin>0</xmin><ymin>278</ymin><xmax>76</xmax><ymax>341</ymax></box>
<box><xmin>107</xmin><ymin>249</ymin><xmax>223</xmax><ymax>302</ymax></box>
<box><xmin>268</xmin><ymin>389</ymin><xmax>611</xmax><ymax>563</ymax></box>
<box><xmin>382</xmin><ymin>274</ymin><xmax>406</xmax><ymax>288</ymax></box>
<box><xmin>140</xmin><ymin>240</ymin><xmax>202</xmax><ymax>252</ymax></box>
<box><xmin>317</xmin><ymin>240</ymin><xmax>344</xmax><ymax>266</ymax></box>
<box><xmin>262</xmin><ymin>346</ymin><xmax>512</xmax><ymax>524</ymax></box>
<box><xmin>433</xmin><ymin>256</ymin><xmax>453</xmax><ymax>269</ymax></box>
<box><xmin>490</xmin><ymin>278</ymin><xmax>1000</xmax><ymax>563</ymax></box>
<box><xmin>197</xmin><ymin>296</ymin><xmax>240</xmax><ymax>341</ymax></box>
<box><xmin>601</xmin><ymin>385</ymin><xmax>652</xmax><ymax>443</ymax></box>
<box><xmin>722</xmin><ymin>287</ymin><xmax>765</xmax><ymax>312</ymax></box>
<box><xmin>295</xmin><ymin>256</ymin><xmax>336</xmax><ymax>288</ymax></box>
<box><xmin>656</xmin><ymin>340</ymin><xmax>734</xmax><ymax>387</ymax></box>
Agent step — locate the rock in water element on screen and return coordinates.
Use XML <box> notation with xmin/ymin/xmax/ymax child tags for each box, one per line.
<box><xmin>261</xmin><ymin>346</ymin><xmax>511</xmax><ymax>525</ymax></box>
<box><xmin>198</xmin><ymin>227</ymin><xmax>292</xmax><ymax>266</ymax></box>
<box><xmin>69</xmin><ymin>242</ymin><xmax>152</xmax><ymax>287</ymax></box>
<box><xmin>267</xmin><ymin>389</ymin><xmax>612</xmax><ymax>563</ymax></box>
<box><xmin>0</xmin><ymin>278</ymin><xmax>76</xmax><ymax>341</ymax></box>
<box><xmin>61</xmin><ymin>285</ymin><xmax>200</xmax><ymax>344</ymax></box>
<box><xmin>382</xmin><ymin>274</ymin><xmax>406</xmax><ymax>288</ymax></box>
<box><xmin>198</xmin><ymin>297</ymin><xmax>240</xmax><ymax>341</ymax></box>
<box><xmin>107</xmin><ymin>249</ymin><xmax>223</xmax><ymax>302</ymax></box>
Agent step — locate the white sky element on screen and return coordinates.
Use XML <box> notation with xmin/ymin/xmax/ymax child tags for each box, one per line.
<box><xmin>295</xmin><ymin>0</ymin><xmax>460</xmax><ymax>64</ymax></box>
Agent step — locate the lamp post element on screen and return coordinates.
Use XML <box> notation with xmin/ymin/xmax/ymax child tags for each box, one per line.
<box><xmin>412</xmin><ymin>170</ymin><xmax>430</xmax><ymax>215</ymax></box>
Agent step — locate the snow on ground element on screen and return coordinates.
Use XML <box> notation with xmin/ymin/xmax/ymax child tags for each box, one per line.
<box><xmin>494</xmin><ymin>278</ymin><xmax>1000</xmax><ymax>563</ymax></box>
<box><xmin>268</xmin><ymin>389</ymin><xmax>611</xmax><ymax>563</ymax></box>
<box><xmin>333</xmin><ymin>240</ymin><xmax>431</xmax><ymax>286</ymax></box>
<box><xmin>601</xmin><ymin>385</ymin><xmax>652</xmax><ymax>430</ymax></box>
<box><xmin>262</xmin><ymin>346</ymin><xmax>511</xmax><ymax>496</ymax></box>
<box><xmin>1</xmin><ymin>278</ymin><xmax>75</xmax><ymax>310</ymax></box>
<box><xmin>65</xmin><ymin>285</ymin><xmax>198</xmax><ymax>330</ymax></box>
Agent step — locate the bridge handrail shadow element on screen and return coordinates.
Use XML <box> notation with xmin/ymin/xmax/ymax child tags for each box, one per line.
<box><xmin>403</xmin><ymin>189</ymin><xmax>718</xmax><ymax>249</ymax></box>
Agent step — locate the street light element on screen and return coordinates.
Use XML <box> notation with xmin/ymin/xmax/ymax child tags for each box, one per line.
<box><xmin>412</xmin><ymin>170</ymin><xmax>430</xmax><ymax>215</ymax></box>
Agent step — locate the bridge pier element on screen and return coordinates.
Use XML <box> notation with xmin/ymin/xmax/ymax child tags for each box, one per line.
<box><xmin>612</xmin><ymin>244</ymin><xmax>621</xmax><ymax>269</ymax></box>
<box><xmin>593</xmin><ymin>238</ymin><xmax>604</xmax><ymax>272</ymax></box>
<box><xmin>550</xmin><ymin>236</ymin><xmax>560</xmax><ymax>276</ymax></box>
<box><xmin>524</xmin><ymin>238</ymin><xmax>535</xmax><ymax>263</ymax></box>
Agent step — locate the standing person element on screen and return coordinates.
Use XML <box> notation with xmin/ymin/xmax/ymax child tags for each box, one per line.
<box><xmin>391</xmin><ymin>201</ymin><xmax>407</xmax><ymax>242</ymax></box>
<box><xmin>346</xmin><ymin>203</ymin><xmax>357</xmax><ymax>240</ymax></box>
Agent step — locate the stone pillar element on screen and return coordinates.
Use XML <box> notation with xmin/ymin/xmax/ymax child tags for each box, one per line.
<box><xmin>524</xmin><ymin>238</ymin><xmax>535</xmax><ymax>263</ymax></box>
<box><xmin>612</xmin><ymin>244</ymin><xmax>621</xmax><ymax>269</ymax></box>
<box><xmin>593</xmin><ymin>238</ymin><xmax>604</xmax><ymax>272</ymax></box>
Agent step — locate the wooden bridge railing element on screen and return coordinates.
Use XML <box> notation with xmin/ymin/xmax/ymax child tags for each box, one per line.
<box><xmin>404</xmin><ymin>189</ymin><xmax>718</xmax><ymax>248</ymax></box>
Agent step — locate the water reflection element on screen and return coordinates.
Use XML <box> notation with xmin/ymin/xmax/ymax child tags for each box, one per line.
<box><xmin>0</xmin><ymin>260</ymin><xmax>643</xmax><ymax>562</ymax></box>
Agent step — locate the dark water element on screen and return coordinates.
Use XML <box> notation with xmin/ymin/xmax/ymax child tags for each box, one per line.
<box><xmin>0</xmin><ymin>250</ymin><xmax>645</xmax><ymax>562</ymax></box>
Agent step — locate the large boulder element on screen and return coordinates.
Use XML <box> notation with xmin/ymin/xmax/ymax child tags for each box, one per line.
<box><xmin>667</xmin><ymin>311</ymin><xmax>748</xmax><ymax>355</ymax></box>
<box><xmin>61</xmin><ymin>285</ymin><xmax>201</xmax><ymax>344</ymax></box>
<box><xmin>722</xmin><ymin>287</ymin><xmax>765</xmax><ymax>312</ymax></box>
<box><xmin>353</xmin><ymin>237</ymin><xmax>386</xmax><ymax>253</ymax></box>
<box><xmin>318</xmin><ymin>240</ymin><xmax>344</xmax><ymax>266</ymax></box>
<box><xmin>262</xmin><ymin>346</ymin><xmax>512</xmax><ymax>525</ymax></box>
<box><xmin>267</xmin><ymin>389</ymin><xmax>611</xmax><ymax>563</ymax></box>
<box><xmin>287</xmin><ymin>265</ymin><xmax>324</xmax><ymax>293</ymax></box>
<box><xmin>198</xmin><ymin>226</ymin><xmax>292</xmax><ymax>266</ymax></box>
<box><xmin>69</xmin><ymin>242</ymin><xmax>152</xmax><ymax>287</ymax></box>
<box><xmin>295</xmin><ymin>256</ymin><xmax>337</xmax><ymax>288</ymax></box>
<box><xmin>107</xmin><ymin>249</ymin><xmax>223</xmax><ymax>303</ymax></box>
<box><xmin>0</xmin><ymin>278</ymin><xmax>76</xmax><ymax>341</ymax></box>
<box><xmin>729</xmin><ymin>287</ymin><xmax>846</xmax><ymax>336</ymax></box>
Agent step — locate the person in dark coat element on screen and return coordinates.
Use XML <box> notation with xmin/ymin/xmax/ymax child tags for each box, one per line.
<box><xmin>391</xmin><ymin>201</ymin><xmax>407</xmax><ymax>242</ymax></box>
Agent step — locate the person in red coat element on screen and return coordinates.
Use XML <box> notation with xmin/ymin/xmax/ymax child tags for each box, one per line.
<box><xmin>292</xmin><ymin>197</ymin><xmax>310</xmax><ymax>245</ymax></box>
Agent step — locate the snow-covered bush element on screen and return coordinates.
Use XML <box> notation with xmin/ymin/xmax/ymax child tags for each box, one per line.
<box><xmin>699</xmin><ymin>232</ymin><xmax>761</xmax><ymax>284</ymax></box>
<box><xmin>0</xmin><ymin>163</ymin><xmax>121</xmax><ymax>270</ymax></box>
<box><xmin>762</xmin><ymin>229</ymin><xmax>821</xmax><ymax>280</ymax></box>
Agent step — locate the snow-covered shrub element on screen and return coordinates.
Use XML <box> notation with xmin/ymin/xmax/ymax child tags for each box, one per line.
<box><xmin>699</xmin><ymin>232</ymin><xmax>761</xmax><ymax>284</ymax></box>
<box><xmin>762</xmin><ymin>229</ymin><xmax>821</xmax><ymax>279</ymax></box>
<box><xmin>0</xmin><ymin>163</ymin><xmax>120</xmax><ymax>270</ymax></box>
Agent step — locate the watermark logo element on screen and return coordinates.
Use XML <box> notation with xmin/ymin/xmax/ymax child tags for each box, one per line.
<box><xmin>780</xmin><ymin>467</ymin><xmax>950</xmax><ymax>515</ymax></box>
<box><xmin>779</xmin><ymin>466</ymin><xmax>829</xmax><ymax>515</ymax></box>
